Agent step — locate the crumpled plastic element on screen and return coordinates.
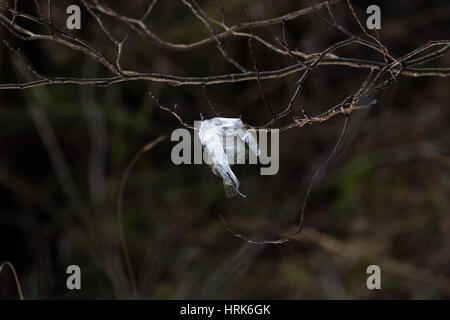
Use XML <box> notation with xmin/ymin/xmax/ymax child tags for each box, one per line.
<box><xmin>198</xmin><ymin>117</ymin><xmax>259</xmax><ymax>198</ymax></box>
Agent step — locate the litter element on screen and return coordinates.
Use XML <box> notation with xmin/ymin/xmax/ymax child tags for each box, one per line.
<box><xmin>198</xmin><ymin>117</ymin><xmax>259</xmax><ymax>198</ymax></box>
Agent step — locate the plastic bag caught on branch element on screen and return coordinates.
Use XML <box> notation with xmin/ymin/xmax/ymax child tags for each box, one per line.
<box><xmin>198</xmin><ymin>117</ymin><xmax>259</xmax><ymax>198</ymax></box>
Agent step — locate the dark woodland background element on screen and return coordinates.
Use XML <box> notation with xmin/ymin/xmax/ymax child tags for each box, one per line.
<box><xmin>0</xmin><ymin>0</ymin><xmax>449</xmax><ymax>299</ymax></box>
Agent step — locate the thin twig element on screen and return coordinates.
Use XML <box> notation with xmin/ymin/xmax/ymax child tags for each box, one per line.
<box><xmin>0</xmin><ymin>261</ymin><xmax>24</xmax><ymax>300</ymax></box>
<box><xmin>219</xmin><ymin>115</ymin><xmax>350</xmax><ymax>244</ymax></box>
<box><xmin>116</xmin><ymin>135</ymin><xmax>166</xmax><ymax>298</ymax></box>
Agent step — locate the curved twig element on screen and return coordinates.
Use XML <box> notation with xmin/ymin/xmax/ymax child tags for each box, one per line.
<box><xmin>116</xmin><ymin>135</ymin><xmax>166</xmax><ymax>298</ymax></box>
<box><xmin>219</xmin><ymin>115</ymin><xmax>350</xmax><ymax>244</ymax></box>
<box><xmin>0</xmin><ymin>261</ymin><xmax>24</xmax><ymax>300</ymax></box>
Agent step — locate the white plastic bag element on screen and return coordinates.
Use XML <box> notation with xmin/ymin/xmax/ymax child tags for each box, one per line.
<box><xmin>198</xmin><ymin>117</ymin><xmax>259</xmax><ymax>198</ymax></box>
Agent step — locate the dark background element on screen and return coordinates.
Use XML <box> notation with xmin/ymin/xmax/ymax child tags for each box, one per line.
<box><xmin>0</xmin><ymin>0</ymin><xmax>449</xmax><ymax>299</ymax></box>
